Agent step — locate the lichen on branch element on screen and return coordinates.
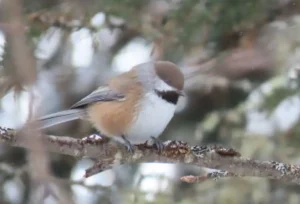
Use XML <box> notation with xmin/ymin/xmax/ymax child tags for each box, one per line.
<box><xmin>0</xmin><ymin>126</ymin><xmax>299</xmax><ymax>184</ymax></box>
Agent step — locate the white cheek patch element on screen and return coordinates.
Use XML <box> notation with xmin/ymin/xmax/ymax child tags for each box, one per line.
<box><xmin>155</xmin><ymin>78</ymin><xmax>176</xmax><ymax>92</ymax></box>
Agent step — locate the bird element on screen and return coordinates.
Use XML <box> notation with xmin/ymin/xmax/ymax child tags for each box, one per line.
<box><xmin>38</xmin><ymin>61</ymin><xmax>185</xmax><ymax>152</ymax></box>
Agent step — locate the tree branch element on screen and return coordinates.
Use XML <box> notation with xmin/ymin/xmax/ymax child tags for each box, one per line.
<box><xmin>0</xmin><ymin>126</ymin><xmax>299</xmax><ymax>185</ymax></box>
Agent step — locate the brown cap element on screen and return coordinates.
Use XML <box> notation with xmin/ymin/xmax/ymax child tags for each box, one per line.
<box><xmin>154</xmin><ymin>61</ymin><xmax>184</xmax><ymax>90</ymax></box>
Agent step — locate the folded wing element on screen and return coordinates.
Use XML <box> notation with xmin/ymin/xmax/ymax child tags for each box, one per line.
<box><xmin>70</xmin><ymin>87</ymin><xmax>125</xmax><ymax>109</ymax></box>
<box><xmin>39</xmin><ymin>86</ymin><xmax>126</xmax><ymax>129</ymax></box>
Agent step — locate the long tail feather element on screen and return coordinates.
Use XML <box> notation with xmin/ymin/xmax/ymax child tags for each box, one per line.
<box><xmin>38</xmin><ymin>109</ymin><xmax>85</xmax><ymax>129</ymax></box>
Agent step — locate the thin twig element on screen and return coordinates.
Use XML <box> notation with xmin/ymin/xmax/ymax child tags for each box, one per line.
<box><xmin>181</xmin><ymin>170</ymin><xmax>238</xmax><ymax>183</ymax></box>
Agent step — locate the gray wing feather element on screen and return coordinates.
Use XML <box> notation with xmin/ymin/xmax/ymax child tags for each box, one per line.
<box><xmin>38</xmin><ymin>87</ymin><xmax>125</xmax><ymax>129</ymax></box>
<box><xmin>70</xmin><ymin>87</ymin><xmax>125</xmax><ymax>109</ymax></box>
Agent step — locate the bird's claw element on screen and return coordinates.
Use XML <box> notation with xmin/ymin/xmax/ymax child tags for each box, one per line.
<box><xmin>125</xmin><ymin>142</ymin><xmax>135</xmax><ymax>154</ymax></box>
<box><xmin>122</xmin><ymin>135</ymin><xmax>135</xmax><ymax>154</ymax></box>
<box><xmin>151</xmin><ymin>136</ymin><xmax>164</xmax><ymax>152</ymax></box>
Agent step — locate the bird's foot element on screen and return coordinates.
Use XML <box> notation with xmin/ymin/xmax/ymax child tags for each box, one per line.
<box><xmin>121</xmin><ymin>135</ymin><xmax>135</xmax><ymax>154</ymax></box>
<box><xmin>150</xmin><ymin>136</ymin><xmax>164</xmax><ymax>152</ymax></box>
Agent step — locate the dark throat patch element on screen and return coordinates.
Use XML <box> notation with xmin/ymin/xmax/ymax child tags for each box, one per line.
<box><xmin>155</xmin><ymin>90</ymin><xmax>179</xmax><ymax>105</ymax></box>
